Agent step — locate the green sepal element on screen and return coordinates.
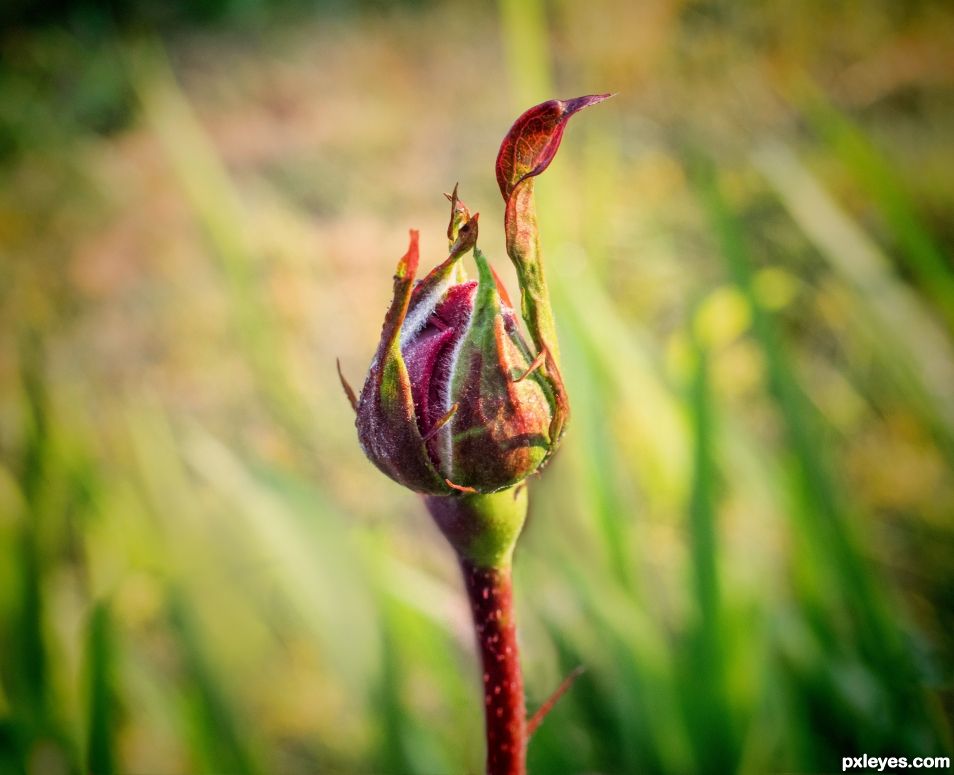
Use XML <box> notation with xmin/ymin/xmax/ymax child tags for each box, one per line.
<box><xmin>356</xmin><ymin>230</ymin><xmax>450</xmax><ymax>495</ymax></box>
<box><xmin>425</xmin><ymin>485</ymin><xmax>529</xmax><ymax>569</ymax></box>
<box><xmin>443</xmin><ymin>249</ymin><xmax>550</xmax><ymax>491</ymax></box>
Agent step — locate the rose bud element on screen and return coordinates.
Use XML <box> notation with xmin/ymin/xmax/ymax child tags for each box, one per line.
<box><xmin>344</xmin><ymin>94</ymin><xmax>611</xmax><ymax>496</ymax></box>
<box><xmin>353</xmin><ymin>201</ymin><xmax>564</xmax><ymax>495</ymax></box>
<box><xmin>340</xmin><ymin>96</ymin><xmax>611</xmax><ymax>775</ymax></box>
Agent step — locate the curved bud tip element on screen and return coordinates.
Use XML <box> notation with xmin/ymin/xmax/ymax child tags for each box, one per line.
<box><xmin>446</xmin><ymin>182</ymin><xmax>472</xmax><ymax>243</ymax></box>
<box><xmin>495</xmin><ymin>93</ymin><xmax>615</xmax><ymax>200</ymax></box>
<box><xmin>449</xmin><ymin>212</ymin><xmax>479</xmax><ymax>258</ymax></box>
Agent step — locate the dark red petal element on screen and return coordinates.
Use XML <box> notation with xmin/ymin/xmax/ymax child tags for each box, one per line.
<box><xmin>403</xmin><ymin>325</ymin><xmax>456</xmax><ymax>434</ymax></box>
<box><xmin>432</xmin><ymin>281</ymin><xmax>477</xmax><ymax>329</ymax></box>
<box><xmin>402</xmin><ymin>281</ymin><xmax>478</xmax><ymax>467</ymax></box>
<box><xmin>407</xmin><ymin>213</ymin><xmax>479</xmax><ymax>320</ymax></box>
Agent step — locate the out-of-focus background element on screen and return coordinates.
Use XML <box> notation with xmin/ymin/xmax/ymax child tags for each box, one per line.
<box><xmin>1</xmin><ymin>0</ymin><xmax>953</xmax><ymax>772</ymax></box>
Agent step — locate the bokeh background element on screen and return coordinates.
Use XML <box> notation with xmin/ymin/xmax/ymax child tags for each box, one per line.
<box><xmin>2</xmin><ymin>0</ymin><xmax>953</xmax><ymax>773</ymax></box>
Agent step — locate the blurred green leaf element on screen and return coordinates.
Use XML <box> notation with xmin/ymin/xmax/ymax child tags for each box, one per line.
<box><xmin>803</xmin><ymin>90</ymin><xmax>954</xmax><ymax>333</ymax></box>
<box><xmin>84</xmin><ymin>601</ymin><xmax>117</xmax><ymax>775</ymax></box>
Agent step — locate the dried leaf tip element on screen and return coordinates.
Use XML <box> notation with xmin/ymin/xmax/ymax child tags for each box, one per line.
<box><xmin>396</xmin><ymin>229</ymin><xmax>420</xmax><ymax>280</ymax></box>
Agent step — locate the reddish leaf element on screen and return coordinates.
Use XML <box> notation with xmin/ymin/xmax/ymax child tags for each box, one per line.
<box><xmin>496</xmin><ymin>94</ymin><xmax>612</xmax><ymax>373</ymax></box>
<box><xmin>495</xmin><ymin>94</ymin><xmax>613</xmax><ymax>200</ymax></box>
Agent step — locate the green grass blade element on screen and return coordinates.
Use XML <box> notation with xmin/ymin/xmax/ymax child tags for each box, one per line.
<box><xmin>753</xmin><ymin>142</ymin><xmax>954</xmax><ymax>447</ymax></box>
<box><xmin>678</xmin><ymin>330</ymin><xmax>738</xmax><ymax>774</ymax></box>
<box><xmin>84</xmin><ymin>601</ymin><xmax>116</xmax><ymax>775</ymax></box>
<box><xmin>0</xmin><ymin>720</ymin><xmax>27</xmax><ymax>775</ymax></box>
<box><xmin>694</xmin><ymin>157</ymin><xmax>944</xmax><ymax>754</ymax></box>
<box><xmin>167</xmin><ymin>590</ymin><xmax>262</xmax><ymax>775</ymax></box>
<box><xmin>127</xmin><ymin>42</ymin><xmax>312</xmax><ymax>450</ymax></box>
<box><xmin>802</xmin><ymin>91</ymin><xmax>954</xmax><ymax>332</ymax></box>
<box><xmin>13</xmin><ymin>335</ymin><xmax>50</xmax><ymax>730</ymax></box>
<box><xmin>556</xmin><ymin>319</ymin><xmax>637</xmax><ymax>590</ymax></box>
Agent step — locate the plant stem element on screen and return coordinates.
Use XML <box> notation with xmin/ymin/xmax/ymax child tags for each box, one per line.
<box><xmin>424</xmin><ymin>488</ymin><xmax>529</xmax><ymax>774</ymax></box>
<box><xmin>460</xmin><ymin>559</ymin><xmax>526</xmax><ymax>775</ymax></box>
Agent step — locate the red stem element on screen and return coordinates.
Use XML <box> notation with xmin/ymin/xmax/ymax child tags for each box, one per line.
<box><xmin>460</xmin><ymin>559</ymin><xmax>526</xmax><ymax>775</ymax></box>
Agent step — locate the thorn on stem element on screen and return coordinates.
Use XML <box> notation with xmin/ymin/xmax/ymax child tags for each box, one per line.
<box><xmin>336</xmin><ymin>358</ymin><xmax>358</xmax><ymax>413</ymax></box>
<box><xmin>527</xmin><ymin>665</ymin><xmax>586</xmax><ymax>737</ymax></box>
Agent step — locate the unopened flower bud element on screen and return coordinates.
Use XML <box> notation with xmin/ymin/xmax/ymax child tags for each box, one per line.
<box><xmin>348</xmin><ymin>95</ymin><xmax>611</xmax><ymax>495</ymax></box>
<box><xmin>356</xmin><ymin>208</ymin><xmax>559</xmax><ymax>494</ymax></box>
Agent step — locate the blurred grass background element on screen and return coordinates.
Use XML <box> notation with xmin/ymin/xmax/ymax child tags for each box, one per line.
<box><xmin>2</xmin><ymin>0</ymin><xmax>953</xmax><ymax>772</ymax></box>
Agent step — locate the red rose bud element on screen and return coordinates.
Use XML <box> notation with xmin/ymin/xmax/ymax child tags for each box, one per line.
<box><xmin>356</xmin><ymin>203</ymin><xmax>561</xmax><ymax>495</ymax></box>
<box><xmin>351</xmin><ymin>96</ymin><xmax>609</xmax><ymax>496</ymax></box>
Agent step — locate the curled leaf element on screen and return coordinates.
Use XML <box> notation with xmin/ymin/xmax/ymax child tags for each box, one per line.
<box><xmin>495</xmin><ymin>94</ymin><xmax>614</xmax><ymax>200</ymax></box>
<box><xmin>495</xmin><ymin>94</ymin><xmax>613</xmax><ymax>370</ymax></box>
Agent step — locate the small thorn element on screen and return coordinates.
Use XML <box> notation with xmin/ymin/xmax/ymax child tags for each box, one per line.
<box><xmin>336</xmin><ymin>358</ymin><xmax>358</xmax><ymax>413</ymax></box>
<box><xmin>527</xmin><ymin>665</ymin><xmax>586</xmax><ymax>737</ymax></box>
<box><xmin>445</xmin><ymin>478</ymin><xmax>477</xmax><ymax>494</ymax></box>
<box><xmin>514</xmin><ymin>349</ymin><xmax>546</xmax><ymax>383</ymax></box>
<box><xmin>423</xmin><ymin>402</ymin><xmax>459</xmax><ymax>442</ymax></box>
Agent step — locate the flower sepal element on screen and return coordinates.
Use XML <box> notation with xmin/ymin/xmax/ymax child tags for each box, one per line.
<box><xmin>425</xmin><ymin>485</ymin><xmax>528</xmax><ymax>569</ymax></box>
